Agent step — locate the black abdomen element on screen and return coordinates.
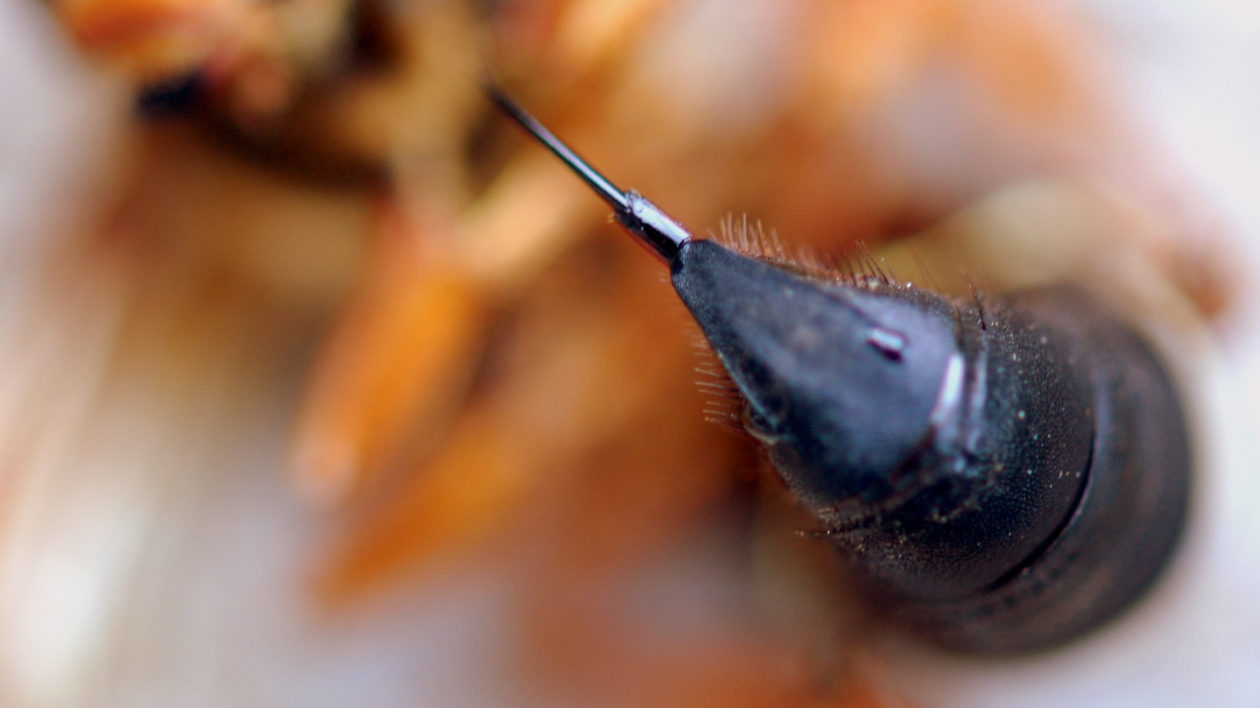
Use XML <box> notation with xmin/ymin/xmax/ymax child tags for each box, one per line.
<box><xmin>886</xmin><ymin>289</ymin><xmax>1191</xmax><ymax>652</ymax></box>
<box><xmin>671</xmin><ymin>239</ymin><xmax>1191</xmax><ymax>653</ymax></box>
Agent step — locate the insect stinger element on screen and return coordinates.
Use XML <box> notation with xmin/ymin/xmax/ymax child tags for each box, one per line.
<box><xmin>483</xmin><ymin>83</ymin><xmax>691</xmax><ymax>263</ymax></box>
<box><xmin>487</xmin><ymin>84</ymin><xmax>1191</xmax><ymax>655</ymax></box>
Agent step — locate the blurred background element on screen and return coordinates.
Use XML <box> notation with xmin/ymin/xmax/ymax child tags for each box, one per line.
<box><xmin>1</xmin><ymin>0</ymin><xmax>1258</xmax><ymax>705</ymax></box>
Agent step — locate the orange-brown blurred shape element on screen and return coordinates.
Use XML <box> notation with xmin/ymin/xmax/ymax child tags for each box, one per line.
<box><xmin>35</xmin><ymin>0</ymin><xmax>1233</xmax><ymax>705</ymax></box>
<box><xmin>55</xmin><ymin>0</ymin><xmax>253</xmax><ymax>81</ymax></box>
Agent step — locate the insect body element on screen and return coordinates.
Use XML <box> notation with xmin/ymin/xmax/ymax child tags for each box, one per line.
<box><xmin>487</xmin><ymin>86</ymin><xmax>1191</xmax><ymax>653</ymax></box>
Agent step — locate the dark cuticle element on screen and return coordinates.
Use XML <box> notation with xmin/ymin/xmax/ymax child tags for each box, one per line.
<box><xmin>673</xmin><ymin>244</ymin><xmax>1190</xmax><ymax>653</ymax></box>
<box><xmin>488</xmin><ymin>87</ymin><xmax>1192</xmax><ymax>656</ymax></box>
<box><xmin>742</xmin><ymin>403</ymin><xmax>779</xmax><ymax>441</ymax></box>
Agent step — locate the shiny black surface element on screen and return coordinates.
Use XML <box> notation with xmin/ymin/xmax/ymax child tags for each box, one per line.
<box><xmin>673</xmin><ymin>240</ymin><xmax>1189</xmax><ymax>652</ymax></box>
<box><xmin>490</xmin><ymin>90</ymin><xmax>1192</xmax><ymax>654</ymax></box>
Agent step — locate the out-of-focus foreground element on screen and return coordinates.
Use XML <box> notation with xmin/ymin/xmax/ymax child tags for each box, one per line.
<box><xmin>1</xmin><ymin>0</ymin><xmax>1258</xmax><ymax>706</ymax></box>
